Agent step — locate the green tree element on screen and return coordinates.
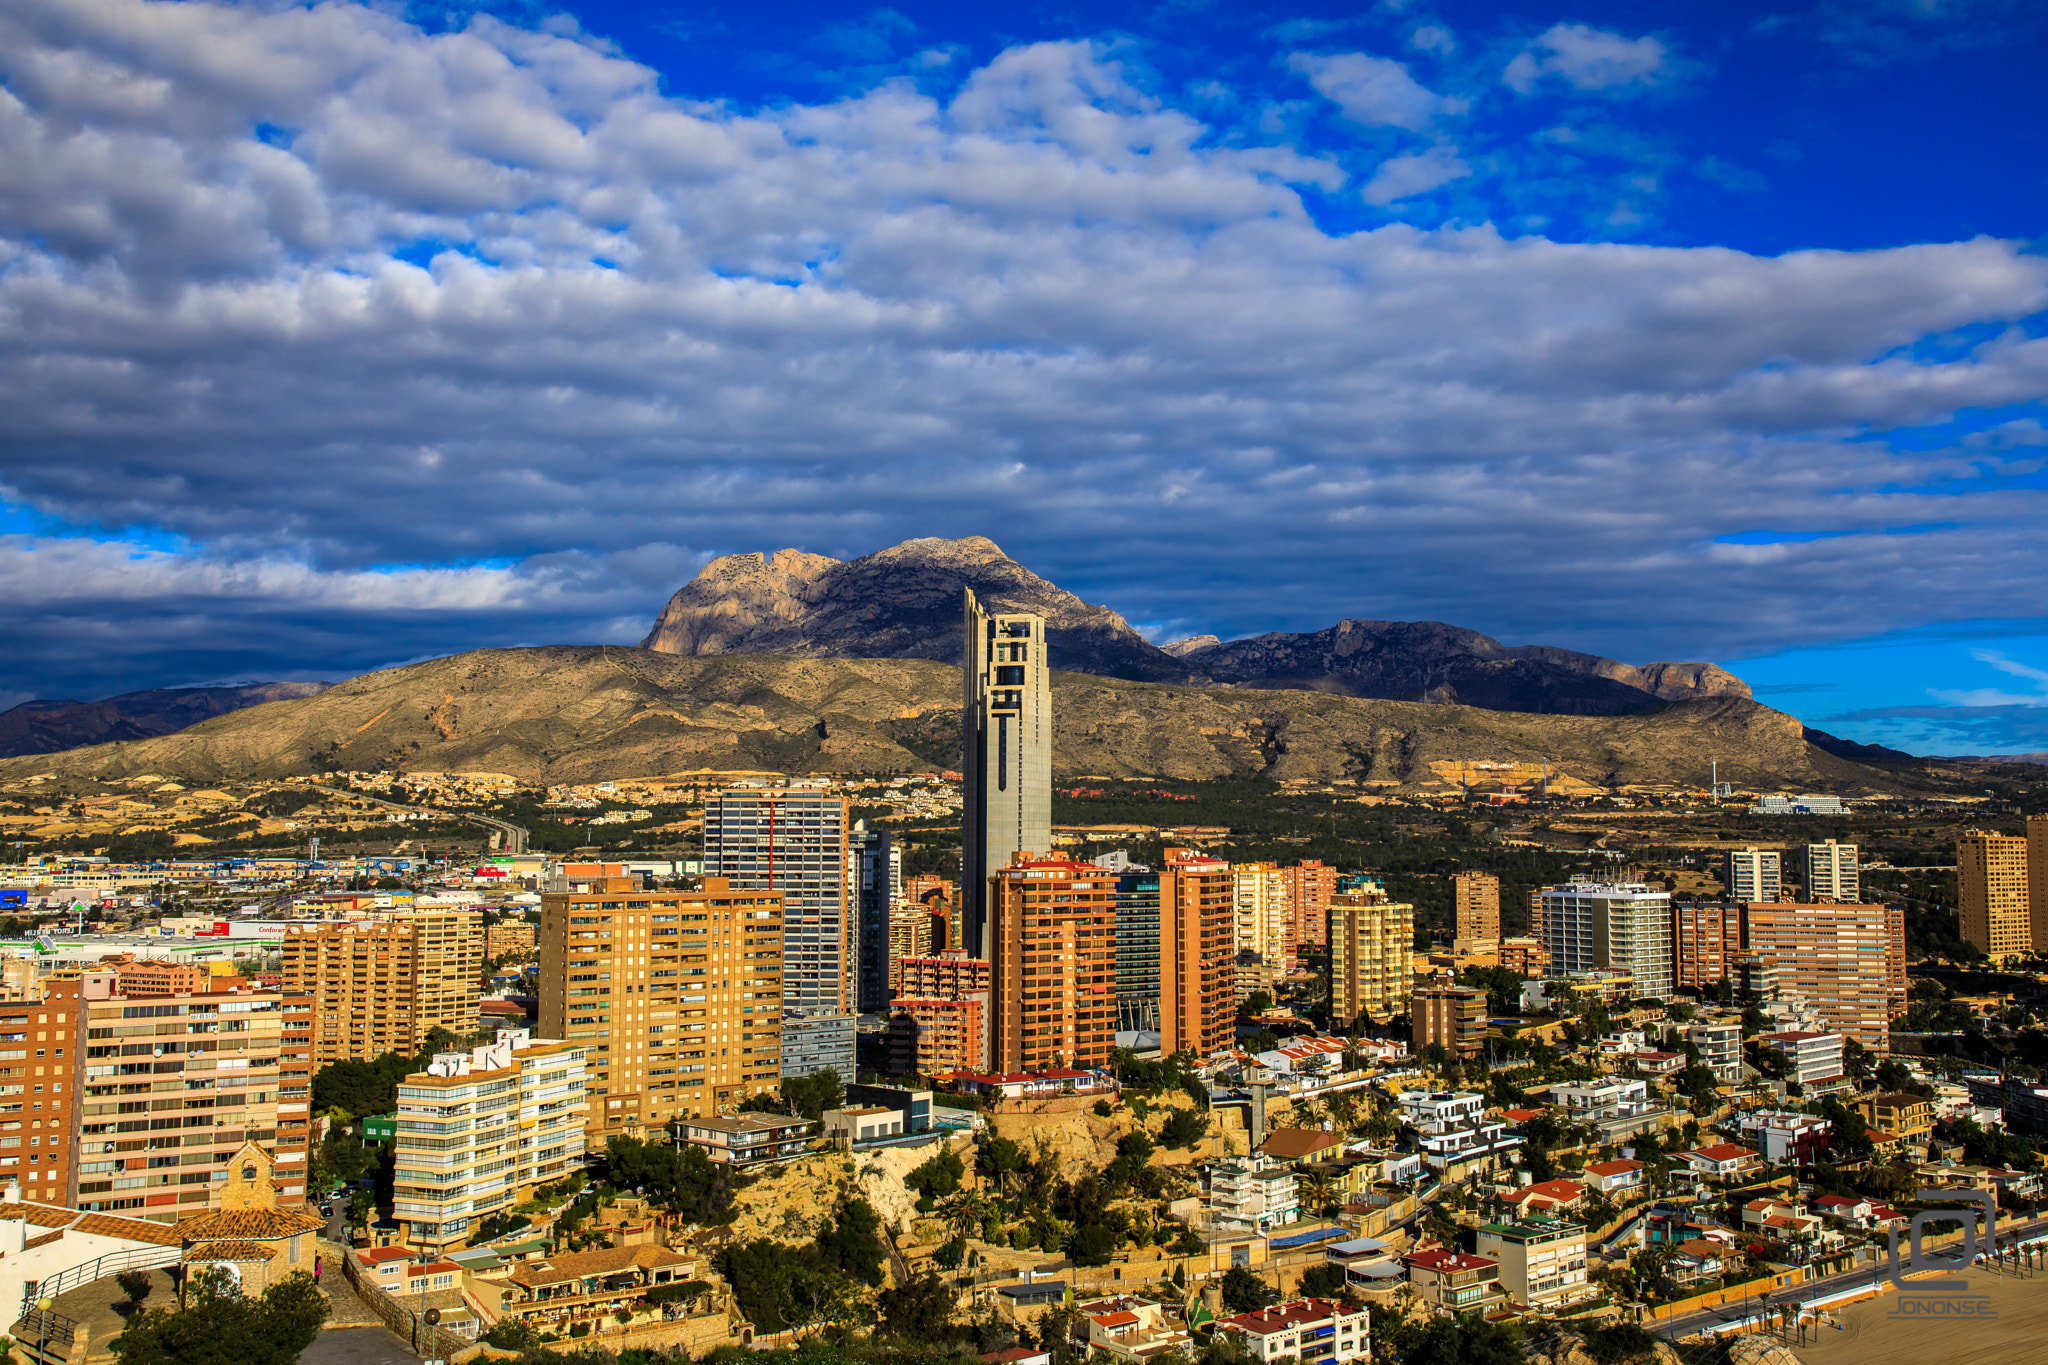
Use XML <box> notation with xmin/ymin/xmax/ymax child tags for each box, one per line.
<box><xmin>603</xmin><ymin>1136</ymin><xmax>738</xmax><ymax>1223</ymax></box>
<box><xmin>1296</xmin><ymin>1262</ymin><xmax>1348</xmax><ymax>1298</ymax></box>
<box><xmin>111</xmin><ymin>1269</ymin><xmax>329</xmax><ymax>1365</ymax></box>
<box><xmin>1159</xmin><ymin>1107</ymin><xmax>1208</xmax><ymax>1149</ymax></box>
<box><xmin>877</xmin><ymin>1269</ymin><xmax>956</xmax><ymax>1343</ymax></box>
<box><xmin>1218</xmin><ymin>1266</ymin><xmax>1274</xmax><ymax>1314</ymax></box>
<box><xmin>1389</xmin><ymin>1313</ymin><xmax>1522</xmax><ymax>1365</ymax></box>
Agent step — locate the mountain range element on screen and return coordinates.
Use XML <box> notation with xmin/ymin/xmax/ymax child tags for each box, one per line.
<box><xmin>641</xmin><ymin>536</ymin><xmax>1750</xmax><ymax>715</ymax></box>
<box><xmin>0</xmin><ymin>682</ymin><xmax>331</xmax><ymax>760</ymax></box>
<box><xmin>0</xmin><ymin>646</ymin><xmax>1897</xmax><ymax>794</ymax></box>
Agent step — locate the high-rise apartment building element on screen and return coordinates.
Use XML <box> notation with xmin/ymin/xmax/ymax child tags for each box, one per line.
<box><xmin>1540</xmin><ymin>882</ymin><xmax>1674</xmax><ymax>1000</ymax></box>
<box><xmin>1413</xmin><ymin>983</ymin><xmax>1486</xmax><ymax>1058</ymax></box>
<box><xmin>888</xmin><ymin>997</ymin><xmax>986</xmax><ymax>1075</ymax></box>
<box><xmin>2032</xmin><ymin>815</ymin><xmax>2048</xmax><ymax>954</ymax></box>
<box><xmin>895</xmin><ymin>951</ymin><xmax>992</xmax><ymax>1000</ymax></box>
<box><xmin>1283</xmin><ymin>860</ymin><xmax>1336</xmax><ymax>961</ymax></box>
<box><xmin>1159</xmin><ymin>849</ymin><xmax>1235</xmax><ymax>1059</ymax></box>
<box><xmin>1113</xmin><ymin>868</ymin><xmax>1164</xmax><ymax>1032</ymax></box>
<box><xmin>279</xmin><ymin>908</ymin><xmax>483</xmax><ymax>1065</ymax></box>
<box><xmin>1526</xmin><ymin>889</ymin><xmax>1547</xmax><ymax>944</ymax></box>
<box><xmin>72</xmin><ymin>975</ymin><xmax>310</xmax><ymax>1218</ymax></box>
<box><xmin>1672</xmin><ymin>902</ymin><xmax>1739</xmax><ymax>991</ymax></box>
<box><xmin>987</xmin><ymin>853</ymin><xmax>1116</xmax><ymax>1073</ymax></box>
<box><xmin>486</xmin><ymin>920</ymin><xmax>537</xmax><ymax>959</ymax></box>
<box><xmin>1957</xmin><ymin>830</ymin><xmax>2031</xmax><ymax>961</ymax></box>
<box><xmin>391</xmin><ymin>1029</ymin><xmax>587</xmax><ymax>1253</ymax></box>
<box><xmin>1804</xmin><ymin>841</ymin><xmax>1859</xmax><ymax>903</ymax></box>
<box><xmin>3</xmin><ymin>990</ymin><xmax>78</xmax><ymax>1203</ymax></box>
<box><xmin>538</xmin><ymin>876</ymin><xmax>784</xmax><ymax>1142</ymax></box>
<box><xmin>705</xmin><ymin>790</ymin><xmax>850</xmax><ymax>1015</ymax></box>
<box><xmin>1328</xmin><ymin>886</ymin><xmax>1414</xmax><ymax>1026</ymax></box>
<box><xmin>1741</xmin><ymin>901</ymin><xmax>1904</xmax><ymax>1051</ymax></box>
<box><xmin>1232</xmin><ymin>863</ymin><xmax>1288</xmax><ymax>968</ymax></box>
<box><xmin>1452</xmin><ymin>872</ymin><xmax>1501</xmax><ymax>942</ymax></box>
<box><xmin>888</xmin><ymin>900</ymin><xmax>940</xmax><ymax>989</ymax></box>
<box><xmin>961</xmin><ymin>590</ymin><xmax>1052</xmax><ymax>959</ymax></box>
<box><xmin>705</xmin><ymin>789</ymin><xmax>853</xmax><ymax>1076</ymax></box>
<box><xmin>850</xmin><ymin>821</ymin><xmax>900</xmax><ymax>1014</ymax></box>
<box><xmin>1725</xmin><ymin>849</ymin><xmax>1781</xmax><ymax>903</ymax></box>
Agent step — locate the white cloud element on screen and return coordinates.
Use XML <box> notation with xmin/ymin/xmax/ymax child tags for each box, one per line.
<box><xmin>1288</xmin><ymin>51</ymin><xmax>1448</xmax><ymax>131</ymax></box>
<box><xmin>1363</xmin><ymin>145</ymin><xmax>1471</xmax><ymax>203</ymax></box>
<box><xmin>1505</xmin><ymin>24</ymin><xmax>1670</xmax><ymax>94</ymax></box>
<box><xmin>1408</xmin><ymin>26</ymin><xmax>1456</xmax><ymax>55</ymax></box>
<box><xmin>0</xmin><ymin>0</ymin><xmax>2043</xmax><ymax>697</ymax></box>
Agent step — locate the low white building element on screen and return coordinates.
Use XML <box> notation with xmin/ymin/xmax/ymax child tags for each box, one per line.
<box><xmin>1206</xmin><ymin>1155</ymin><xmax>1299</xmax><ymax>1233</ymax></box>
<box><xmin>1553</xmin><ymin>1078</ymin><xmax>1652</xmax><ymax>1122</ymax></box>
<box><xmin>1217</xmin><ymin>1298</ymin><xmax>1370</xmax><ymax>1364</ymax></box>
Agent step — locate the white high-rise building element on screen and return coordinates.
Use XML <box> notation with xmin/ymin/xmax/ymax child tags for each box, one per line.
<box><xmin>1233</xmin><ymin>863</ymin><xmax>1288</xmax><ymax>964</ymax></box>
<box><xmin>961</xmin><ymin>588</ymin><xmax>1052</xmax><ymax>958</ymax></box>
<box><xmin>1805</xmin><ymin>840</ymin><xmax>1859</xmax><ymax>903</ymax></box>
<box><xmin>1540</xmin><ymin>881</ymin><xmax>1674</xmax><ymax>1000</ymax></box>
<box><xmin>1726</xmin><ymin>848</ymin><xmax>1782</xmax><ymax>903</ymax></box>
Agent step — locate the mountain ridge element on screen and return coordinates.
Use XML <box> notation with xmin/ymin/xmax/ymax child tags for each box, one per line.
<box><xmin>642</xmin><ymin>535</ymin><xmax>1748</xmax><ymax>717</ymax></box>
<box><xmin>0</xmin><ymin>682</ymin><xmax>332</xmax><ymax>759</ymax></box>
<box><xmin>0</xmin><ymin>646</ymin><xmax>1906</xmax><ymax>796</ymax></box>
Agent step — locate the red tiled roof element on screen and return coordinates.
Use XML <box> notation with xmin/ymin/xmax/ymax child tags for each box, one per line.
<box><xmin>1683</xmin><ymin>1143</ymin><xmax>1756</xmax><ymax>1163</ymax></box>
<box><xmin>1091</xmin><ymin>1311</ymin><xmax>1139</xmax><ymax>1327</ymax></box>
<box><xmin>1403</xmin><ymin>1250</ymin><xmax>1498</xmax><ymax>1273</ymax></box>
<box><xmin>359</xmin><ymin>1246</ymin><xmax>415</xmax><ymax>1265</ymax></box>
<box><xmin>1219</xmin><ymin>1299</ymin><xmax>1350</xmax><ymax>1336</ymax></box>
<box><xmin>1582</xmin><ymin>1160</ymin><xmax>1643</xmax><ymax>1177</ymax></box>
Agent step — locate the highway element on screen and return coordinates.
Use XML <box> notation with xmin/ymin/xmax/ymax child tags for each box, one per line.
<box><xmin>306</xmin><ymin>783</ymin><xmax>530</xmax><ymax>855</ymax></box>
<box><xmin>1650</xmin><ymin>1211</ymin><xmax>2048</xmax><ymax>1340</ymax></box>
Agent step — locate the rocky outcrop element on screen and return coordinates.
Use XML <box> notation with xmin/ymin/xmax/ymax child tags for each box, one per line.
<box><xmin>1190</xmin><ymin>621</ymin><xmax>1749</xmax><ymax>716</ymax></box>
<box><xmin>0</xmin><ymin>682</ymin><xmax>331</xmax><ymax>759</ymax></box>
<box><xmin>642</xmin><ymin>536</ymin><xmax>1200</xmax><ymax>682</ymax></box>
<box><xmin>637</xmin><ymin>537</ymin><xmax>1753</xmax><ymax>718</ymax></box>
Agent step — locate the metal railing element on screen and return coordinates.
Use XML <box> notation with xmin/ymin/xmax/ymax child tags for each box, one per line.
<box><xmin>22</xmin><ymin>1243</ymin><xmax>182</xmax><ymax>1314</ymax></box>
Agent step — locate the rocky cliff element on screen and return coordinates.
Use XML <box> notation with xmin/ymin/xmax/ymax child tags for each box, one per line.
<box><xmin>644</xmin><ymin>537</ymin><xmax>1749</xmax><ymax>717</ymax></box>
<box><xmin>642</xmin><ymin>536</ymin><xmax>1197</xmax><ymax>682</ymax></box>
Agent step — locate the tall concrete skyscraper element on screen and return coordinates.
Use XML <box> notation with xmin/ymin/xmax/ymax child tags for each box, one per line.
<box><xmin>849</xmin><ymin>820</ymin><xmax>899</xmax><ymax>1014</ymax></box>
<box><xmin>961</xmin><ymin>587</ymin><xmax>1052</xmax><ymax>958</ymax></box>
<box><xmin>1540</xmin><ymin>879</ymin><xmax>1674</xmax><ymax>999</ymax></box>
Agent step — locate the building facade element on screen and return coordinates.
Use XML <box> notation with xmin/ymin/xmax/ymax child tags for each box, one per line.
<box><xmin>987</xmin><ymin>853</ymin><xmax>1117</xmax><ymax>1074</ymax></box>
<box><xmin>1804</xmin><ymin>841</ymin><xmax>1859</xmax><ymax>903</ymax></box>
<box><xmin>1672</xmin><ymin>902</ymin><xmax>1739</xmax><ymax>992</ymax></box>
<box><xmin>850</xmin><ymin>821</ymin><xmax>899</xmax><ymax>1015</ymax></box>
<box><xmin>1232</xmin><ymin>864</ymin><xmax>1289</xmax><ymax>967</ymax></box>
<box><xmin>6</xmin><ymin>989</ymin><xmax>78</xmax><ymax>1204</ymax></box>
<box><xmin>961</xmin><ymin>590</ymin><xmax>1053</xmax><ymax>960</ymax></box>
<box><xmin>1112</xmin><ymin>868</ymin><xmax>1163</xmax><ymax>1033</ymax></box>
<box><xmin>1958</xmin><ymin>830</ymin><xmax>2032</xmax><ymax>960</ymax></box>
<box><xmin>1726</xmin><ymin>849</ymin><xmax>1782</xmax><ymax>904</ymax></box>
<box><xmin>1159</xmin><ymin>849</ymin><xmax>1235</xmax><ymax>1059</ymax></box>
<box><xmin>279</xmin><ymin>908</ymin><xmax>483</xmax><ymax>1065</ymax></box>
<box><xmin>1540</xmin><ymin>882</ymin><xmax>1674</xmax><ymax>1000</ymax></box>
<box><xmin>537</xmin><ymin>876</ymin><xmax>784</xmax><ymax>1142</ymax></box>
<box><xmin>73</xmin><ymin>976</ymin><xmax>310</xmax><ymax>1218</ymax></box>
<box><xmin>1452</xmin><ymin>872</ymin><xmax>1501</xmax><ymax>941</ymax></box>
<box><xmin>1283</xmin><ymin>860</ymin><xmax>1336</xmax><ymax>961</ymax></box>
<box><xmin>1328</xmin><ymin>887</ymin><xmax>1414</xmax><ymax>1026</ymax></box>
<box><xmin>391</xmin><ymin>1030</ymin><xmax>588</xmax><ymax>1252</ymax></box>
<box><xmin>1412</xmin><ymin>983</ymin><xmax>1486</xmax><ymax>1059</ymax></box>
<box><xmin>888</xmin><ymin>996</ymin><xmax>986</xmax><ymax>1074</ymax></box>
<box><xmin>1741</xmin><ymin>901</ymin><xmax>1905</xmax><ymax>1049</ymax></box>
<box><xmin>486</xmin><ymin>920</ymin><xmax>537</xmax><ymax>959</ymax></box>
<box><xmin>705</xmin><ymin>789</ymin><xmax>851</xmax><ymax>1019</ymax></box>
<box><xmin>1476</xmin><ymin>1219</ymin><xmax>1590</xmax><ymax>1311</ymax></box>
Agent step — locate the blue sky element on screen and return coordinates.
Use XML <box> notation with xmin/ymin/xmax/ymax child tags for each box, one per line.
<box><xmin>0</xmin><ymin>0</ymin><xmax>2044</xmax><ymax>752</ymax></box>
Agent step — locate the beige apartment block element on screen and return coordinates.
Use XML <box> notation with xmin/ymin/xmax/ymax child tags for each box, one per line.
<box><xmin>391</xmin><ymin>1030</ymin><xmax>588</xmax><ymax>1253</ymax></box>
<box><xmin>1328</xmin><ymin>887</ymin><xmax>1414</xmax><ymax>1027</ymax></box>
<box><xmin>1958</xmin><ymin>830</ymin><xmax>2031</xmax><ymax>960</ymax></box>
<box><xmin>538</xmin><ymin>877</ymin><xmax>783</xmax><ymax>1144</ymax></box>
<box><xmin>1452</xmin><ymin>872</ymin><xmax>1501</xmax><ymax>941</ymax></box>
<box><xmin>1742</xmin><ymin>901</ymin><xmax>1906</xmax><ymax>1049</ymax></box>
<box><xmin>73</xmin><ymin>975</ymin><xmax>311</xmax><ymax>1220</ymax></box>
<box><xmin>279</xmin><ymin>908</ymin><xmax>482</xmax><ymax>1065</ymax></box>
<box><xmin>2031</xmin><ymin>815</ymin><xmax>2048</xmax><ymax>953</ymax></box>
<box><xmin>1232</xmin><ymin>863</ymin><xmax>1290</xmax><ymax>967</ymax></box>
<box><xmin>486</xmin><ymin>920</ymin><xmax>538</xmax><ymax>959</ymax></box>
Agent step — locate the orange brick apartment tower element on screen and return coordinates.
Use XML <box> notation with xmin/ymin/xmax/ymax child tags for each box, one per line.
<box><xmin>1452</xmin><ymin>872</ymin><xmax>1501</xmax><ymax>941</ymax></box>
<box><xmin>1672</xmin><ymin>902</ymin><xmax>1739</xmax><ymax>991</ymax></box>
<box><xmin>539</xmin><ymin>876</ymin><xmax>784</xmax><ymax>1142</ymax></box>
<box><xmin>1159</xmin><ymin>849</ymin><xmax>1235</xmax><ymax>1058</ymax></box>
<box><xmin>6</xmin><ymin>988</ymin><xmax>78</xmax><ymax>1203</ymax></box>
<box><xmin>988</xmin><ymin>854</ymin><xmax>1117</xmax><ymax>1073</ymax></box>
<box><xmin>1283</xmin><ymin>860</ymin><xmax>1336</xmax><ymax>962</ymax></box>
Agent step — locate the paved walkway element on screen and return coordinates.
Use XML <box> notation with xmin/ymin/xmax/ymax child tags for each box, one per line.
<box><xmin>301</xmin><ymin>1325</ymin><xmax>419</xmax><ymax>1364</ymax></box>
<box><xmin>315</xmin><ymin>1237</ymin><xmax>385</xmax><ymax>1328</ymax></box>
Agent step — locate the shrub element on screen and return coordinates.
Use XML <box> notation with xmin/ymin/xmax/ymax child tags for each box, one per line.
<box><xmin>570</xmin><ymin>1321</ymin><xmax>591</xmax><ymax>1338</ymax></box>
<box><xmin>1093</xmin><ymin>1099</ymin><xmax>1115</xmax><ymax>1118</ymax></box>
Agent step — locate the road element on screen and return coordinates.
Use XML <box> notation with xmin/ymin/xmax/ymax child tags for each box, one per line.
<box><xmin>1652</xmin><ymin>1211</ymin><xmax>2048</xmax><ymax>1340</ymax></box>
<box><xmin>307</xmin><ymin>783</ymin><xmax>529</xmax><ymax>855</ymax></box>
